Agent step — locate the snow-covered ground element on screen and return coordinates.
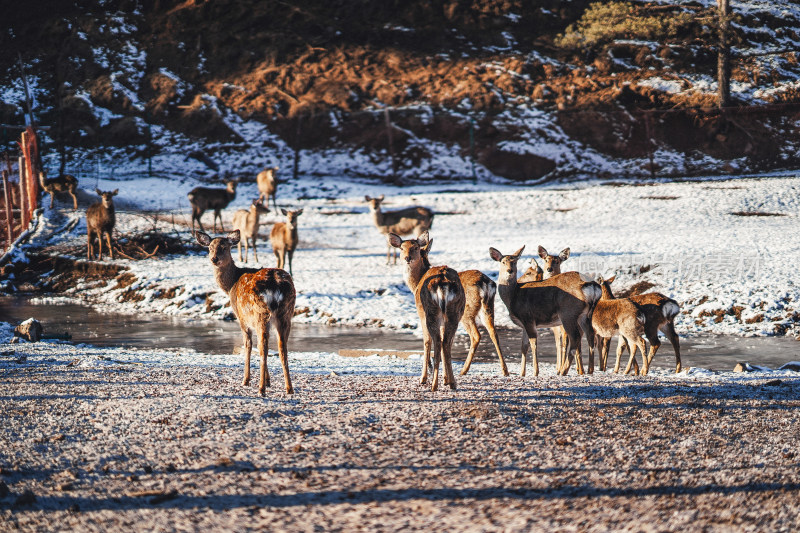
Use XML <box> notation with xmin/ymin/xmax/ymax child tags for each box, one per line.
<box><xmin>8</xmin><ymin>171</ymin><xmax>800</xmax><ymax>342</ymax></box>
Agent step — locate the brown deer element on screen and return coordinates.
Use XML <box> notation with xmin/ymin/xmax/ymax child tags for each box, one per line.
<box><xmin>188</xmin><ymin>180</ymin><xmax>237</xmax><ymax>234</ymax></box>
<box><xmin>365</xmin><ymin>195</ymin><xmax>434</xmax><ymax>264</ymax></box>
<box><xmin>39</xmin><ymin>171</ymin><xmax>78</xmax><ymax>210</ymax></box>
<box><xmin>539</xmin><ymin>245</ymin><xmax>570</xmax><ymax>277</ymax></box>
<box><xmin>256</xmin><ymin>166</ymin><xmax>280</xmax><ymax>212</ymax></box>
<box><xmin>517</xmin><ymin>258</ymin><xmax>544</xmax><ymax>283</ymax></box>
<box><xmin>270</xmin><ymin>208</ymin><xmax>303</xmax><ymax>276</ymax></box>
<box><xmin>592</xmin><ymin>275</ymin><xmax>648</xmax><ymax>375</ymax></box>
<box><xmin>86</xmin><ymin>188</ymin><xmax>118</xmax><ymax>260</ymax></box>
<box><xmin>616</xmin><ymin>285</ymin><xmax>682</xmax><ymax>373</ymax></box>
<box><xmin>232</xmin><ymin>199</ymin><xmax>270</xmax><ymax>263</ymax></box>
<box><xmin>489</xmin><ymin>246</ymin><xmax>601</xmax><ymax>377</ymax></box>
<box><xmin>388</xmin><ymin>231</ymin><xmax>508</xmax><ymax>377</ymax></box>
<box><xmin>195</xmin><ymin>229</ymin><xmax>296</xmax><ymax>395</ymax></box>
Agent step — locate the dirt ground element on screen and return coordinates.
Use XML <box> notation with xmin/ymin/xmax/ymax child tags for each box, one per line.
<box><xmin>1</xmin><ymin>352</ymin><xmax>799</xmax><ymax>532</ymax></box>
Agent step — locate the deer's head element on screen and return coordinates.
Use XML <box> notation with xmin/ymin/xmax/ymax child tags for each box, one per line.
<box><xmin>95</xmin><ymin>188</ymin><xmax>118</xmax><ymax>208</ymax></box>
<box><xmin>597</xmin><ymin>275</ymin><xmax>616</xmax><ymax>299</ymax></box>
<box><xmin>388</xmin><ymin>231</ymin><xmax>432</xmax><ymax>266</ymax></box>
<box><xmin>538</xmin><ymin>245</ymin><xmax>570</xmax><ymax>277</ymax></box>
<box><xmin>281</xmin><ymin>208</ymin><xmax>303</xmax><ymax>229</ymax></box>
<box><xmin>196</xmin><ymin>230</ymin><xmax>240</xmax><ymax>267</ymax></box>
<box><xmin>490</xmin><ymin>245</ymin><xmax>525</xmax><ymax>284</ymax></box>
<box><xmin>364</xmin><ymin>195</ymin><xmax>385</xmax><ymax>212</ymax></box>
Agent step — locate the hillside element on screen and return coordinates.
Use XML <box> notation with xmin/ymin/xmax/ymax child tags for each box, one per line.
<box><xmin>3</xmin><ymin>0</ymin><xmax>800</xmax><ymax>183</ymax></box>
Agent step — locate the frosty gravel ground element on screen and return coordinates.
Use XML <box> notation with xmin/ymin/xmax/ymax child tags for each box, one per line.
<box><xmin>2</xmin><ymin>342</ymin><xmax>799</xmax><ymax>532</ymax></box>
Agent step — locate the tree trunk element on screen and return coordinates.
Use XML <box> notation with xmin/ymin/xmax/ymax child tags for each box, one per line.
<box><xmin>717</xmin><ymin>0</ymin><xmax>731</xmax><ymax>108</ymax></box>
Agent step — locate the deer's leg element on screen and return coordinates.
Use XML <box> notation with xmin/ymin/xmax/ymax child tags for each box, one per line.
<box><xmin>420</xmin><ymin>330</ymin><xmax>431</xmax><ymax>385</ymax></box>
<box><xmin>600</xmin><ymin>337</ymin><xmax>611</xmax><ymax>371</ymax></box>
<box><xmin>430</xmin><ymin>332</ymin><xmax>442</xmax><ymax>392</ymax></box>
<box><xmin>614</xmin><ymin>336</ymin><xmax>626</xmax><ymax>373</ymax></box>
<box><xmin>551</xmin><ymin>327</ymin><xmax>561</xmax><ymax>373</ymax></box>
<box><xmin>49</xmin><ymin>192</ymin><xmax>55</xmax><ymax>209</ymax></box>
<box><xmin>637</xmin><ymin>336</ymin><xmax>649</xmax><ymax>375</ymax></box>
<box><xmin>276</xmin><ymin>315</ymin><xmax>293</xmax><ymax>394</ymax></box>
<box><xmin>645</xmin><ymin>326</ymin><xmax>661</xmax><ymax>371</ymax></box>
<box><xmin>442</xmin><ymin>322</ymin><xmax>458</xmax><ymax>391</ymax></box>
<box><xmin>241</xmin><ymin>326</ymin><xmax>252</xmax><ymax>386</ymax></box>
<box><xmin>459</xmin><ymin>315</ymin><xmax>480</xmax><ymax>376</ymax></box>
<box><xmin>288</xmin><ymin>249</ymin><xmax>294</xmax><ymax>276</ymax></box>
<box><xmin>579</xmin><ymin>314</ymin><xmax>596</xmax><ymax>374</ymax></box>
<box><xmin>238</xmin><ymin>239</ymin><xmax>244</xmax><ymax>262</ymax></box>
<box><xmin>661</xmin><ymin>321</ymin><xmax>681</xmax><ymax>373</ymax></box>
<box><xmin>252</xmin><ymin>237</ymin><xmax>259</xmax><ymax>263</ymax></box>
<box><xmin>70</xmin><ymin>190</ymin><xmax>78</xmax><ymax>210</ymax></box>
<box><xmin>623</xmin><ymin>337</ymin><xmax>638</xmax><ymax>375</ymax></box>
<box><xmin>481</xmin><ymin>307</ymin><xmax>508</xmax><ymax>377</ymax></box>
<box><xmin>87</xmin><ymin>231</ymin><xmax>93</xmax><ymax>260</ymax></box>
<box><xmin>97</xmin><ymin>230</ymin><xmax>104</xmax><ymax>260</ymax></box>
<box><xmin>257</xmin><ymin>324</ymin><xmax>271</xmax><ymax>395</ymax></box>
<box><xmin>272</xmin><ymin>194</ymin><xmax>278</xmax><ymax>213</ymax></box>
<box><xmin>563</xmin><ymin>322</ymin><xmax>584</xmax><ymax>376</ymax></box>
<box><xmin>522</xmin><ymin>324</ymin><xmax>539</xmax><ymax>377</ymax></box>
<box><xmin>385</xmin><ymin>244</ymin><xmax>391</xmax><ymax>265</ymax></box>
<box><xmin>105</xmin><ymin>231</ymin><xmax>114</xmax><ymax>260</ymax></box>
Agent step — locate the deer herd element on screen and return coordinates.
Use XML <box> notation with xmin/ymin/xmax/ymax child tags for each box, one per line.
<box><xmin>39</xmin><ymin>165</ymin><xmax>682</xmax><ymax>396</ymax></box>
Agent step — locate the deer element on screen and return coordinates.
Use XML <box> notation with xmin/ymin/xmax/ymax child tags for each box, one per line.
<box><xmin>86</xmin><ymin>188</ymin><xmax>118</xmax><ymax>261</ymax></box>
<box><xmin>270</xmin><ymin>208</ymin><xmax>303</xmax><ymax>276</ymax></box>
<box><xmin>489</xmin><ymin>246</ymin><xmax>601</xmax><ymax>377</ymax></box>
<box><xmin>39</xmin><ymin>171</ymin><xmax>78</xmax><ymax>210</ymax></box>
<box><xmin>592</xmin><ymin>275</ymin><xmax>648</xmax><ymax>375</ymax></box>
<box><xmin>256</xmin><ymin>166</ymin><xmax>280</xmax><ymax>212</ymax></box>
<box><xmin>615</xmin><ymin>284</ymin><xmax>682</xmax><ymax>373</ymax></box>
<box><xmin>232</xmin><ymin>198</ymin><xmax>270</xmax><ymax>263</ymax></box>
<box><xmin>388</xmin><ymin>231</ymin><xmax>509</xmax><ymax>377</ymax></box>
<box><xmin>517</xmin><ymin>258</ymin><xmax>544</xmax><ymax>283</ymax></box>
<box><xmin>365</xmin><ymin>195</ymin><xmax>434</xmax><ymax>264</ymax></box>
<box><xmin>188</xmin><ymin>180</ymin><xmax>237</xmax><ymax>235</ymax></box>
<box><xmin>195</xmin><ymin>229</ymin><xmax>296</xmax><ymax>395</ymax></box>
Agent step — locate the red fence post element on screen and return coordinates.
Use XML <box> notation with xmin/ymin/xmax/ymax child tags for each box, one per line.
<box><xmin>2</xmin><ymin>169</ymin><xmax>13</xmax><ymax>250</ymax></box>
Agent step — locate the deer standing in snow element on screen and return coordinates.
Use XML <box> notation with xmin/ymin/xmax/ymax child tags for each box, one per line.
<box><xmin>618</xmin><ymin>287</ymin><xmax>682</xmax><ymax>373</ymax></box>
<box><xmin>270</xmin><ymin>208</ymin><xmax>303</xmax><ymax>276</ymax></box>
<box><xmin>86</xmin><ymin>188</ymin><xmax>118</xmax><ymax>260</ymax></box>
<box><xmin>517</xmin><ymin>258</ymin><xmax>544</xmax><ymax>283</ymax></box>
<box><xmin>489</xmin><ymin>246</ymin><xmax>600</xmax><ymax>377</ymax></box>
<box><xmin>365</xmin><ymin>195</ymin><xmax>434</xmax><ymax>264</ymax></box>
<box><xmin>232</xmin><ymin>199</ymin><xmax>270</xmax><ymax>263</ymax></box>
<box><xmin>389</xmin><ymin>231</ymin><xmax>508</xmax><ymax>377</ymax></box>
<box><xmin>592</xmin><ymin>275</ymin><xmax>648</xmax><ymax>375</ymax></box>
<box><xmin>256</xmin><ymin>166</ymin><xmax>280</xmax><ymax>212</ymax></box>
<box><xmin>188</xmin><ymin>180</ymin><xmax>237</xmax><ymax>234</ymax></box>
<box><xmin>39</xmin><ymin>171</ymin><xmax>78</xmax><ymax>210</ymax></box>
<box><xmin>195</xmin><ymin>229</ymin><xmax>296</xmax><ymax>395</ymax></box>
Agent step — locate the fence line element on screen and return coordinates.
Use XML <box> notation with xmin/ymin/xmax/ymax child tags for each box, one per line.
<box><xmin>1</xmin><ymin>126</ymin><xmax>41</xmax><ymax>259</ymax></box>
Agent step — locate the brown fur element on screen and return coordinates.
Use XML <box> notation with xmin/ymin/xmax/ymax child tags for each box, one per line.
<box><xmin>490</xmin><ymin>246</ymin><xmax>601</xmax><ymax>377</ymax></box>
<box><xmin>627</xmin><ymin>292</ymin><xmax>682</xmax><ymax>373</ymax></box>
<box><xmin>196</xmin><ymin>229</ymin><xmax>296</xmax><ymax>394</ymax></box>
<box><xmin>86</xmin><ymin>188</ymin><xmax>117</xmax><ymax>261</ymax></box>
<box><xmin>256</xmin><ymin>166</ymin><xmax>279</xmax><ymax>212</ymax></box>
<box><xmin>232</xmin><ymin>199</ymin><xmax>269</xmax><ymax>263</ymax></box>
<box><xmin>592</xmin><ymin>276</ymin><xmax>648</xmax><ymax>375</ymax></box>
<box><xmin>39</xmin><ymin>171</ymin><xmax>78</xmax><ymax>210</ymax></box>
<box><xmin>389</xmin><ymin>231</ymin><xmax>508</xmax><ymax>377</ymax></box>
<box><xmin>269</xmin><ymin>208</ymin><xmax>302</xmax><ymax>275</ymax></box>
<box><xmin>188</xmin><ymin>180</ymin><xmax>237</xmax><ymax>234</ymax></box>
<box><xmin>366</xmin><ymin>195</ymin><xmax>434</xmax><ymax>264</ymax></box>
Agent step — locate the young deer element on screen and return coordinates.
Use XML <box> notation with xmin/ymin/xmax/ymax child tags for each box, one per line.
<box><xmin>188</xmin><ymin>180</ymin><xmax>237</xmax><ymax>234</ymax></box>
<box><xmin>539</xmin><ymin>245</ymin><xmax>570</xmax><ymax>277</ymax></box>
<box><xmin>256</xmin><ymin>166</ymin><xmax>280</xmax><ymax>212</ymax></box>
<box><xmin>365</xmin><ymin>195</ymin><xmax>434</xmax><ymax>264</ymax></box>
<box><xmin>232</xmin><ymin>199</ymin><xmax>270</xmax><ymax>263</ymax></box>
<box><xmin>39</xmin><ymin>171</ymin><xmax>78</xmax><ymax>210</ymax></box>
<box><xmin>592</xmin><ymin>275</ymin><xmax>648</xmax><ymax>375</ymax></box>
<box><xmin>270</xmin><ymin>208</ymin><xmax>303</xmax><ymax>276</ymax></box>
<box><xmin>86</xmin><ymin>188</ymin><xmax>118</xmax><ymax>260</ymax></box>
<box><xmin>619</xmin><ymin>288</ymin><xmax>682</xmax><ymax>373</ymax></box>
<box><xmin>195</xmin><ymin>229</ymin><xmax>296</xmax><ymax>395</ymax></box>
<box><xmin>490</xmin><ymin>246</ymin><xmax>601</xmax><ymax>377</ymax></box>
<box><xmin>389</xmin><ymin>231</ymin><xmax>508</xmax><ymax>377</ymax></box>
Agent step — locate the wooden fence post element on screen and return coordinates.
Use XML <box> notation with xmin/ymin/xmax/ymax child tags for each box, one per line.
<box><xmin>18</xmin><ymin>155</ymin><xmax>28</xmax><ymax>230</ymax></box>
<box><xmin>2</xmin><ymin>170</ymin><xmax>12</xmax><ymax>247</ymax></box>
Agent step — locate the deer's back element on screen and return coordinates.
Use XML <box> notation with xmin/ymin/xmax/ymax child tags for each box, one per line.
<box><xmin>188</xmin><ymin>186</ymin><xmax>233</xmax><ymax>209</ymax></box>
<box><xmin>230</xmin><ymin>268</ymin><xmax>295</xmax><ymax>328</ymax></box>
<box><xmin>514</xmin><ymin>272</ymin><xmax>592</xmax><ymax>324</ymax></box>
<box><xmin>593</xmin><ymin>298</ymin><xmax>642</xmax><ymax>336</ymax></box>
<box><xmin>379</xmin><ymin>206</ymin><xmax>433</xmax><ymax>236</ymax></box>
<box><xmin>629</xmin><ymin>292</ymin><xmax>678</xmax><ymax>323</ymax></box>
<box><xmin>232</xmin><ymin>209</ymin><xmax>253</xmax><ymax>235</ymax></box>
<box><xmin>458</xmin><ymin>269</ymin><xmax>495</xmax><ymax>307</ymax></box>
<box><xmin>46</xmin><ymin>174</ymin><xmax>77</xmax><ymax>191</ymax></box>
<box><xmin>416</xmin><ymin>265</ymin><xmax>465</xmax><ymax>318</ymax></box>
<box><xmin>257</xmin><ymin>171</ymin><xmax>277</xmax><ymax>194</ymax></box>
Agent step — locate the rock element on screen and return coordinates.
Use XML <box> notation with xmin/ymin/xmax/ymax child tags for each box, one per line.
<box><xmin>733</xmin><ymin>362</ymin><xmax>771</xmax><ymax>372</ymax></box>
<box><xmin>778</xmin><ymin>362</ymin><xmax>800</xmax><ymax>372</ymax></box>
<box><xmin>13</xmin><ymin>318</ymin><xmax>43</xmax><ymax>343</ymax></box>
<box><xmin>13</xmin><ymin>489</ymin><xmax>36</xmax><ymax>507</ymax></box>
<box><xmin>0</xmin><ymin>481</ymin><xmax>9</xmax><ymax>498</ymax></box>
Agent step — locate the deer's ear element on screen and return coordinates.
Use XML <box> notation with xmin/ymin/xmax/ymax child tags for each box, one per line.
<box><xmin>295</xmin><ymin>208</ymin><xmax>303</xmax><ymax>216</ymax></box>
<box><xmin>423</xmin><ymin>237</ymin><xmax>433</xmax><ymax>254</ymax></box>
<box><xmin>606</xmin><ymin>274</ymin><xmax>616</xmax><ymax>284</ymax></box>
<box><xmin>537</xmin><ymin>245</ymin><xmax>548</xmax><ymax>260</ymax></box>
<box><xmin>559</xmin><ymin>247</ymin><xmax>570</xmax><ymax>261</ymax></box>
<box><xmin>365</xmin><ymin>195</ymin><xmax>372</xmax><ymax>202</ymax></box>
<box><xmin>378</xmin><ymin>194</ymin><xmax>385</xmax><ymax>201</ymax></box>
<box><xmin>387</xmin><ymin>233</ymin><xmax>403</xmax><ymax>248</ymax></box>
<box><xmin>281</xmin><ymin>208</ymin><xmax>288</xmax><ymax>216</ymax></box>
<box><xmin>111</xmin><ymin>189</ymin><xmax>119</xmax><ymax>196</ymax></box>
<box><xmin>512</xmin><ymin>245</ymin><xmax>526</xmax><ymax>260</ymax></box>
<box><xmin>417</xmin><ymin>231</ymin><xmax>429</xmax><ymax>245</ymax></box>
<box><xmin>489</xmin><ymin>247</ymin><xmax>504</xmax><ymax>262</ymax></box>
<box><xmin>95</xmin><ymin>188</ymin><xmax>102</xmax><ymax>196</ymax></box>
<box><xmin>195</xmin><ymin>231</ymin><xmax>212</xmax><ymax>247</ymax></box>
<box><xmin>227</xmin><ymin>229</ymin><xmax>241</xmax><ymax>245</ymax></box>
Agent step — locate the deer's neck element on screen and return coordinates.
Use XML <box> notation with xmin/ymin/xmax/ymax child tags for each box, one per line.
<box><xmin>404</xmin><ymin>258</ymin><xmax>429</xmax><ymax>292</ymax></box>
<box><xmin>214</xmin><ymin>262</ymin><xmax>244</xmax><ymax>294</ymax></box>
<box><xmin>600</xmin><ymin>284</ymin><xmax>615</xmax><ymax>300</ymax></box>
<box><xmin>371</xmin><ymin>208</ymin><xmax>384</xmax><ymax>228</ymax></box>
<box><xmin>496</xmin><ymin>269</ymin><xmax>519</xmax><ymax>315</ymax></box>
